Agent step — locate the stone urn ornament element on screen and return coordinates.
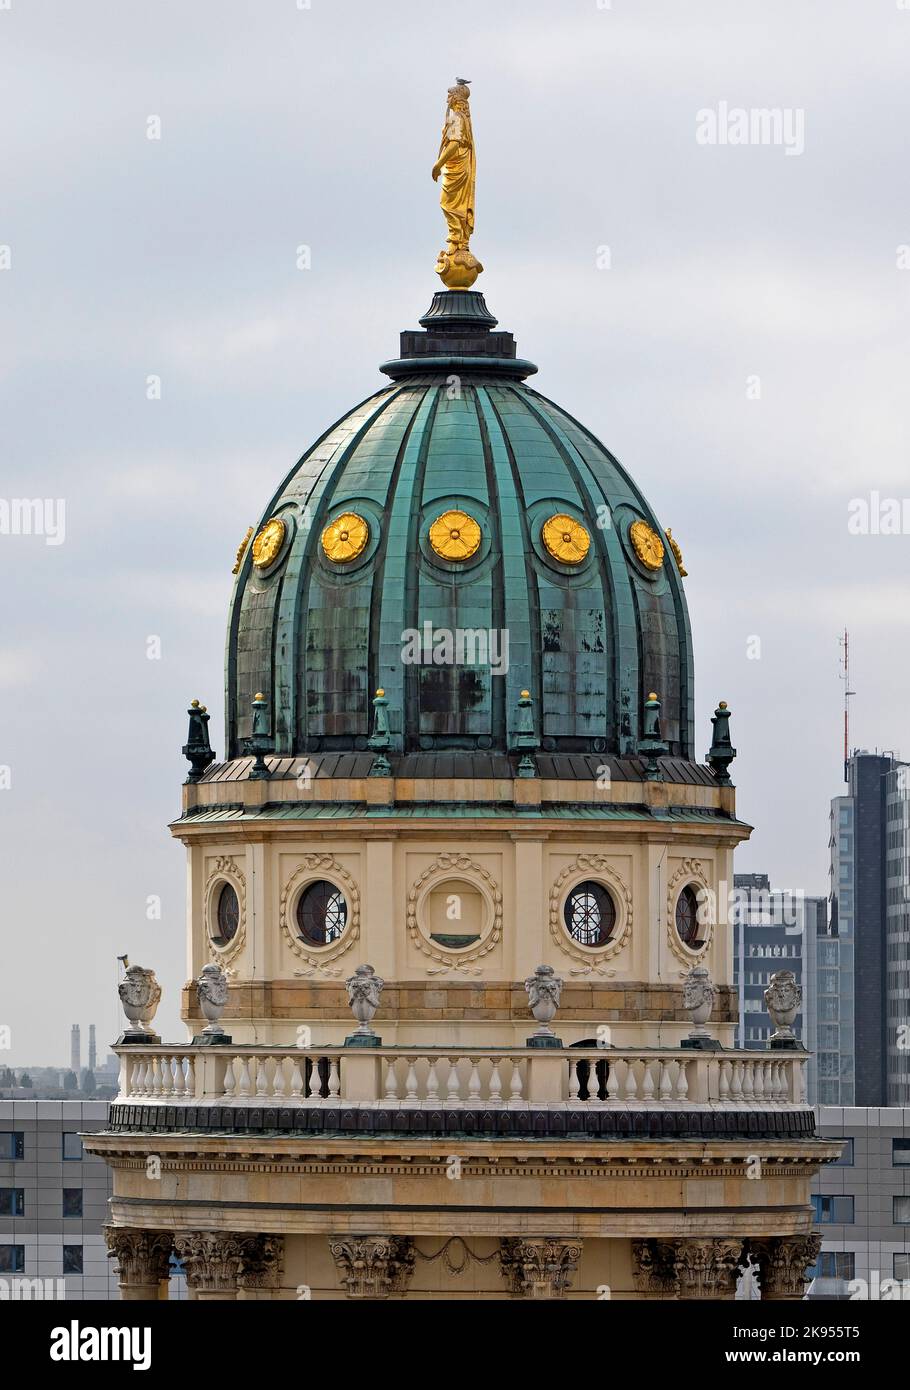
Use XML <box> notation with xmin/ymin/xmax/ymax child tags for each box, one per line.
<box><xmin>681</xmin><ymin>966</ymin><xmax>720</xmax><ymax>1050</ymax></box>
<box><xmin>764</xmin><ymin>970</ymin><xmax>802</xmax><ymax>1049</ymax></box>
<box><xmin>116</xmin><ymin>965</ymin><xmax>162</xmax><ymax>1044</ymax></box>
<box><xmin>193</xmin><ymin>963</ymin><xmax>232</xmax><ymax>1046</ymax></box>
<box><xmin>525</xmin><ymin>964</ymin><xmax>564</xmax><ymax>1049</ymax></box>
<box><xmin>345</xmin><ymin>964</ymin><xmax>384</xmax><ymax>1047</ymax></box>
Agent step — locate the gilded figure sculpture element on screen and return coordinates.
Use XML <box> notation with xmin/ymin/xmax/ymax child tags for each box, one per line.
<box><xmin>432</xmin><ymin>79</ymin><xmax>483</xmax><ymax>289</ymax></box>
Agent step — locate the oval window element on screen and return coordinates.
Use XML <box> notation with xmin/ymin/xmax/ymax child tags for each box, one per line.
<box><xmin>563</xmin><ymin>881</ymin><xmax>616</xmax><ymax>948</ymax></box>
<box><xmin>212</xmin><ymin>882</ymin><xmax>240</xmax><ymax>946</ymax></box>
<box><xmin>296</xmin><ymin>880</ymin><xmax>348</xmax><ymax>947</ymax></box>
<box><xmin>675</xmin><ymin>884</ymin><xmax>702</xmax><ymax>947</ymax></box>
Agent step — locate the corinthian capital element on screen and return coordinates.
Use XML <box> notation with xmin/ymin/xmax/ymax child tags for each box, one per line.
<box><xmin>671</xmin><ymin>1238</ymin><xmax>743</xmax><ymax>1299</ymax></box>
<box><xmin>499</xmin><ymin>1238</ymin><xmax>582</xmax><ymax>1299</ymax></box>
<box><xmin>329</xmin><ymin>1235</ymin><xmax>415</xmax><ymax>1298</ymax></box>
<box><xmin>749</xmin><ymin>1234</ymin><xmax>821</xmax><ymax>1299</ymax></box>
<box><xmin>173</xmin><ymin>1231</ymin><xmax>246</xmax><ymax>1294</ymax></box>
<box><xmin>104</xmin><ymin>1227</ymin><xmax>172</xmax><ymax>1288</ymax></box>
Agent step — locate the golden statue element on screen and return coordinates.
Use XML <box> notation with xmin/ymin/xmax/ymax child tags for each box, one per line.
<box><xmin>432</xmin><ymin>79</ymin><xmax>483</xmax><ymax>289</ymax></box>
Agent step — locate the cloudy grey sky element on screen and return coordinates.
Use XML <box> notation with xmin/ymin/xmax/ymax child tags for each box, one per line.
<box><xmin>2</xmin><ymin>0</ymin><xmax>907</xmax><ymax>1065</ymax></box>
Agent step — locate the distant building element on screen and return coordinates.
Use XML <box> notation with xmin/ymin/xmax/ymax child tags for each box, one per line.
<box><xmin>0</xmin><ymin>1100</ymin><xmax>186</xmax><ymax>1301</ymax></box>
<box><xmin>0</xmin><ymin>1101</ymin><xmax>118</xmax><ymax>1299</ymax></box>
<box><xmin>808</xmin><ymin>1108</ymin><xmax>910</xmax><ymax>1298</ymax></box>
<box><xmin>69</xmin><ymin>1025</ymin><xmax>80</xmax><ymax>1076</ymax></box>
<box><xmin>732</xmin><ymin>873</ymin><xmax>823</xmax><ymax>1050</ymax></box>
<box><xmin>805</xmin><ymin>899</ymin><xmax>853</xmax><ymax>1105</ymax></box>
<box><xmin>830</xmin><ymin>752</ymin><xmax>910</xmax><ymax>1106</ymax></box>
<box><xmin>88</xmin><ymin>1026</ymin><xmax>97</xmax><ymax>1074</ymax></box>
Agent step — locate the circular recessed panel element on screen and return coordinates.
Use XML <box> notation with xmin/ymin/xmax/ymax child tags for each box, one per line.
<box><xmin>542</xmin><ymin>513</ymin><xmax>591</xmax><ymax>564</ymax></box>
<box><xmin>252</xmin><ymin>517</ymin><xmax>287</xmax><ymax>570</ymax></box>
<box><xmin>629</xmin><ymin>519</ymin><xmax>665</xmax><ymax>572</ymax></box>
<box><xmin>429</xmin><ymin>509</ymin><xmax>482</xmax><ymax>561</ymax></box>
<box><xmin>321</xmin><ymin>511</ymin><xmax>370</xmax><ymax>563</ymax></box>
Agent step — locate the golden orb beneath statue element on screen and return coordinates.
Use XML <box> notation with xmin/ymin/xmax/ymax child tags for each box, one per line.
<box><xmin>321</xmin><ymin>512</ymin><xmax>370</xmax><ymax>563</ymax></box>
<box><xmin>429</xmin><ymin>509</ymin><xmax>482</xmax><ymax>560</ymax></box>
<box><xmin>542</xmin><ymin>513</ymin><xmax>591</xmax><ymax>564</ymax></box>
<box><xmin>629</xmin><ymin>519</ymin><xmax>665</xmax><ymax>571</ymax></box>
<box><xmin>435</xmin><ymin>248</ymin><xmax>483</xmax><ymax>290</ymax></box>
<box><xmin>252</xmin><ymin>517</ymin><xmax>287</xmax><ymax>570</ymax></box>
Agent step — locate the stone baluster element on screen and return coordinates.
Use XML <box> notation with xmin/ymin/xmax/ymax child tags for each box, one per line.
<box><xmin>403</xmin><ymin>1058</ymin><xmax>419</xmax><ymax>1108</ymax></box>
<box><xmin>659</xmin><ymin>1060</ymin><xmax>673</xmax><ymax>1102</ymax></box>
<box><xmin>184</xmin><ymin>1055</ymin><xmax>195</xmax><ymax>1099</ymax></box>
<box><xmin>718</xmin><ymin>1059</ymin><xmax>730</xmax><ymax>1104</ymax></box>
<box><xmin>255</xmin><ymin>1056</ymin><xmax>269</xmax><ymax>1098</ymax></box>
<box><xmin>642</xmin><ymin>1059</ymin><xmax>656</xmax><ymax>1102</ymax></box>
<box><xmin>222</xmin><ymin>1056</ymin><xmax>237</xmax><ymax>1100</ymax></box>
<box><xmin>568</xmin><ymin>1061</ymin><xmax>580</xmax><ymax>1103</ymax></box>
<box><xmin>730</xmin><ymin>1060</ymin><xmax>744</xmax><ymax>1102</ymax></box>
<box><xmin>508</xmin><ymin>1058</ymin><xmax>524</xmax><ymax>1108</ymax></box>
<box><xmin>675</xmin><ymin>1059</ymin><xmax>690</xmax><ymax>1102</ymax></box>
<box><xmin>468</xmin><ymin>1059</ymin><xmax>482</xmax><ymax>1107</ymax></box>
<box><xmin>384</xmin><ymin>1057</ymin><xmax>399</xmax><ymax>1102</ymax></box>
<box><xmin>445</xmin><ymin>1058</ymin><xmax>461</xmax><ymax>1106</ymax></box>
<box><xmin>425</xmin><ymin>1057</ymin><xmax>440</xmax><ymax>1103</ymax></box>
<box><xmin>489</xmin><ymin>1058</ymin><xmax>503</xmax><ymax>1104</ymax></box>
<box><xmin>606</xmin><ymin>1061</ymin><xmax>620</xmax><ymax>1102</ymax></box>
<box><xmin>290</xmin><ymin>1055</ymin><xmax>304</xmax><ymax>1099</ymax></box>
<box><xmin>624</xmin><ymin>1058</ymin><xmax>638</xmax><ymax>1103</ymax></box>
<box><xmin>588</xmin><ymin>1060</ymin><xmax>603</xmax><ymax>1104</ymax></box>
<box><xmin>237</xmin><ymin>1057</ymin><xmax>252</xmax><ymax>1098</ymax></box>
<box><xmin>327</xmin><ymin>1057</ymin><xmax>341</xmax><ymax>1101</ymax></box>
<box><xmin>753</xmin><ymin>1060</ymin><xmax>764</xmax><ymax>1102</ymax></box>
<box><xmin>272</xmin><ymin>1056</ymin><xmax>286</xmax><ymax>1099</ymax></box>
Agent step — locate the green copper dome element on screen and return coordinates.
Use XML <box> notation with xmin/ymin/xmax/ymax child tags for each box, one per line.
<box><xmin>226</xmin><ymin>292</ymin><xmax>694</xmax><ymax>760</ymax></box>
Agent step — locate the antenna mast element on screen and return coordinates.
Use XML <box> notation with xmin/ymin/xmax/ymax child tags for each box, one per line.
<box><xmin>839</xmin><ymin>628</ymin><xmax>854</xmax><ymax>783</ymax></box>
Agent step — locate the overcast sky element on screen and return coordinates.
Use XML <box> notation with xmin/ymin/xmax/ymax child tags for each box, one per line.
<box><xmin>2</xmin><ymin>0</ymin><xmax>908</xmax><ymax>1066</ymax></box>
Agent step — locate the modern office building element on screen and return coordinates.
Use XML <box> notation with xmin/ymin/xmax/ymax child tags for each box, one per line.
<box><xmin>731</xmin><ymin>872</ymin><xmax>824</xmax><ymax>1050</ymax></box>
<box><xmin>0</xmin><ymin>1101</ymin><xmax>118</xmax><ymax>1299</ymax></box>
<box><xmin>808</xmin><ymin>1108</ymin><xmax>910</xmax><ymax>1298</ymax></box>
<box><xmin>88</xmin><ymin>1026</ymin><xmax>97</xmax><ymax>1074</ymax></box>
<box><xmin>805</xmin><ymin>901</ymin><xmax>852</xmax><ymax>1106</ymax></box>
<box><xmin>69</xmin><ymin>1026</ymin><xmax>80</xmax><ymax>1077</ymax></box>
<box><xmin>830</xmin><ymin>752</ymin><xmax>910</xmax><ymax>1106</ymax></box>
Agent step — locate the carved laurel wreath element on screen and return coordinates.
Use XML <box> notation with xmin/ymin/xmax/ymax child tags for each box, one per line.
<box><xmin>406</xmin><ymin>852</ymin><xmax>502</xmax><ymax>967</ymax></box>
<box><xmin>666</xmin><ymin>856</ymin><xmax>712</xmax><ymax>966</ymax></box>
<box><xmin>548</xmin><ymin>854</ymin><xmax>632</xmax><ymax>970</ymax></box>
<box><xmin>279</xmin><ymin>854</ymin><xmax>360</xmax><ymax>968</ymax></box>
<box><xmin>204</xmin><ymin>855</ymin><xmax>247</xmax><ymax>968</ymax></box>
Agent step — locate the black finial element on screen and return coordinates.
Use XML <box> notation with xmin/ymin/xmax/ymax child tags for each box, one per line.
<box><xmin>243</xmin><ymin>692</ymin><xmax>274</xmax><ymax>779</ymax></box>
<box><xmin>368</xmin><ymin>688</ymin><xmax>392</xmax><ymax>777</ymax></box>
<box><xmin>638</xmin><ymin>691</ymin><xmax>668</xmax><ymax>781</ymax></box>
<box><xmin>514</xmin><ymin>689</ymin><xmax>539</xmax><ymax>778</ymax></box>
<box><xmin>182</xmin><ymin>699</ymin><xmax>215</xmax><ymax>782</ymax></box>
<box><xmin>707</xmin><ymin>701</ymin><xmax>736</xmax><ymax>785</ymax></box>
